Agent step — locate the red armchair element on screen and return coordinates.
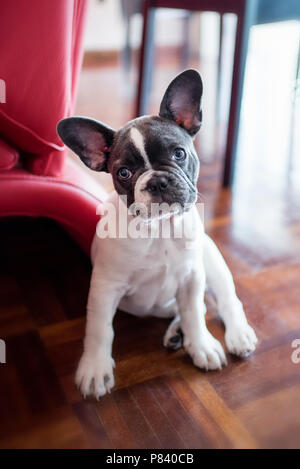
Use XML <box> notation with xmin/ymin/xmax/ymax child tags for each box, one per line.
<box><xmin>0</xmin><ymin>0</ymin><xmax>103</xmax><ymax>255</ymax></box>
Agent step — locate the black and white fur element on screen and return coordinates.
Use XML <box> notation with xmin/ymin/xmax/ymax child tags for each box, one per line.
<box><xmin>57</xmin><ymin>70</ymin><xmax>257</xmax><ymax>399</ymax></box>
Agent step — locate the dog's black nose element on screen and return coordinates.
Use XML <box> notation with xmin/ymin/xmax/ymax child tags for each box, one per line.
<box><xmin>146</xmin><ymin>176</ymin><xmax>169</xmax><ymax>194</ymax></box>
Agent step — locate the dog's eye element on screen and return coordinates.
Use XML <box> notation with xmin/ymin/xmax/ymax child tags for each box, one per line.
<box><xmin>118</xmin><ymin>167</ymin><xmax>132</xmax><ymax>180</ymax></box>
<box><xmin>172</xmin><ymin>148</ymin><xmax>186</xmax><ymax>161</ymax></box>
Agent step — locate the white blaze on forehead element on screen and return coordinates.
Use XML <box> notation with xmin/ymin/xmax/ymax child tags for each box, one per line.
<box><xmin>130</xmin><ymin>127</ymin><xmax>151</xmax><ymax>169</ymax></box>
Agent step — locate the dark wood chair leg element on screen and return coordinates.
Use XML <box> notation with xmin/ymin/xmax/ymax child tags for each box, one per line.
<box><xmin>216</xmin><ymin>13</ymin><xmax>224</xmax><ymax>122</ymax></box>
<box><xmin>135</xmin><ymin>0</ymin><xmax>156</xmax><ymax>117</ymax></box>
<box><xmin>222</xmin><ymin>0</ymin><xmax>258</xmax><ymax>187</ymax></box>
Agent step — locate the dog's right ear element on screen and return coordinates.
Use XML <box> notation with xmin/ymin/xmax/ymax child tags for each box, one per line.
<box><xmin>57</xmin><ymin>117</ymin><xmax>115</xmax><ymax>172</ymax></box>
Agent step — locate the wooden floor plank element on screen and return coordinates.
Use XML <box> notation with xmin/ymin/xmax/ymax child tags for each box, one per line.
<box><xmin>147</xmin><ymin>376</ymin><xmax>213</xmax><ymax>449</ymax></box>
<box><xmin>236</xmin><ymin>384</ymin><xmax>300</xmax><ymax>449</ymax></box>
<box><xmin>129</xmin><ymin>380</ymin><xmax>186</xmax><ymax>449</ymax></box>
<box><xmin>6</xmin><ymin>330</ymin><xmax>66</xmax><ymax>414</ymax></box>
<box><xmin>180</xmin><ymin>369</ymin><xmax>259</xmax><ymax>449</ymax></box>
<box><xmin>95</xmin><ymin>394</ymin><xmax>138</xmax><ymax>449</ymax></box>
<box><xmin>164</xmin><ymin>372</ymin><xmax>231</xmax><ymax>449</ymax></box>
<box><xmin>112</xmin><ymin>388</ymin><xmax>162</xmax><ymax>449</ymax></box>
<box><xmin>73</xmin><ymin>401</ymin><xmax>112</xmax><ymax>449</ymax></box>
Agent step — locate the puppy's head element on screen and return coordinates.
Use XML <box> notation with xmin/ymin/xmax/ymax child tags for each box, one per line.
<box><xmin>57</xmin><ymin>69</ymin><xmax>202</xmax><ymax>219</ymax></box>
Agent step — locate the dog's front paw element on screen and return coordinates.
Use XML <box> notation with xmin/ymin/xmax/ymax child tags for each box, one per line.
<box><xmin>225</xmin><ymin>322</ymin><xmax>258</xmax><ymax>357</ymax></box>
<box><xmin>75</xmin><ymin>352</ymin><xmax>115</xmax><ymax>399</ymax></box>
<box><xmin>185</xmin><ymin>332</ymin><xmax>227</xmax><ymax>371</ymax></box>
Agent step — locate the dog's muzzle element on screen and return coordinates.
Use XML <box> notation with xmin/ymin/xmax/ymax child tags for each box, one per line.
<box><xmin>133</xmin><ymin>168</ymin><xmax>196</xmax><ymax>221</ymax></box>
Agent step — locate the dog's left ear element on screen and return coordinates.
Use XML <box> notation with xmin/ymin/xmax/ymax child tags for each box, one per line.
<box><xmin>57</xmin><ymin>117</ymin><xmax>115</xmax><ymax>172</ymax></box>
<box><xmin>159</xmin><ymin>69</ymin><xmax>203</xmax><ymax>137</ymax></box>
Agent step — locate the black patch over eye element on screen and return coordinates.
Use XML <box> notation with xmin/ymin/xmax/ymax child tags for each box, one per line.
<box><xmin>118</xmin><ymin>167</ymin><xmax>132</xmax><ymax>180</ymax></box>
<box><xmin>172</xmin><ymin>148</ymin><xmax>186</xmax><ymax>161</ymax></box>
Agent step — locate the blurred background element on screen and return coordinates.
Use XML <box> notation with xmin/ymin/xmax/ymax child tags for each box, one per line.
<box><xmin>70</xmin><ymin>0</ymin><xmax>300</xmax><ymax>261</ymax></box>
<box><xmin>75</xmin><ymin>0</ymin><xmax>300</xmax><ymax>196</ymax></box>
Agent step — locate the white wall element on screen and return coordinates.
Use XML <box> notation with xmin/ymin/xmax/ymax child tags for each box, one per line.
<box><xmin>84</xmin><ymin>0</ymin><xmax>189</xmax><ymax>51</ymax></box>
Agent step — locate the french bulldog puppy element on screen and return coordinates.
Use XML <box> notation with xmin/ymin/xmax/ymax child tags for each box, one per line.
<box><xmin>57</xmin><ymin>70</ymin><xmax>257</xmax><ymax>399</ymax></box>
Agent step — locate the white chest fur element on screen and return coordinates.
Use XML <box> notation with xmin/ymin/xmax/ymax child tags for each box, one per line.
<box><xmin>91</xmin><ymin>192</ymin><xmax>204</xmax><ymax>317</ymax></box>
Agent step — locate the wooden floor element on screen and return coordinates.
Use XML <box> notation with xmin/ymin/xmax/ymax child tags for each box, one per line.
<box><xmin>1</xmin><ymin>58</ymin><xmax>300</xmax><ymax>449</ymax></box>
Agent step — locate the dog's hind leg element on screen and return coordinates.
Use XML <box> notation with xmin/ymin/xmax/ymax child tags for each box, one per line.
<box><xmin>163</xmin><ymin>301</ymin><xmax>208</xmax><ymax>350</ymax></box>
<box><xmin>163</xmin><ymin>315</ymin><xmax>183</xmax><ymax>350</ymax></box>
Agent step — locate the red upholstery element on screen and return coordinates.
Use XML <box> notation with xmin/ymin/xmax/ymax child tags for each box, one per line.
<box><xmin>0</xmin><ymin>138</ymin><xmax>19</xmax><ymax>170</ymax></box>
<box><xmin>0</xmin><ymin>158</ymin><xmax>106</xmax><ymax>254</ymax></box>
<box><xmin>0</xmin><ymin>0</ymin><xmax>103</xmax><ymax>254</ymax></box>
<box><xmin>0</xmin><ymin>0</ymin><xmax>89</xmax><ymax>177</ymax></box>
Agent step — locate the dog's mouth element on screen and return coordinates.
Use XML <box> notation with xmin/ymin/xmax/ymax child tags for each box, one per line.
<box><xmin>129</xmin><ymin>201</ymin><xmax>184</xmax><ymax>223</ymax></box>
